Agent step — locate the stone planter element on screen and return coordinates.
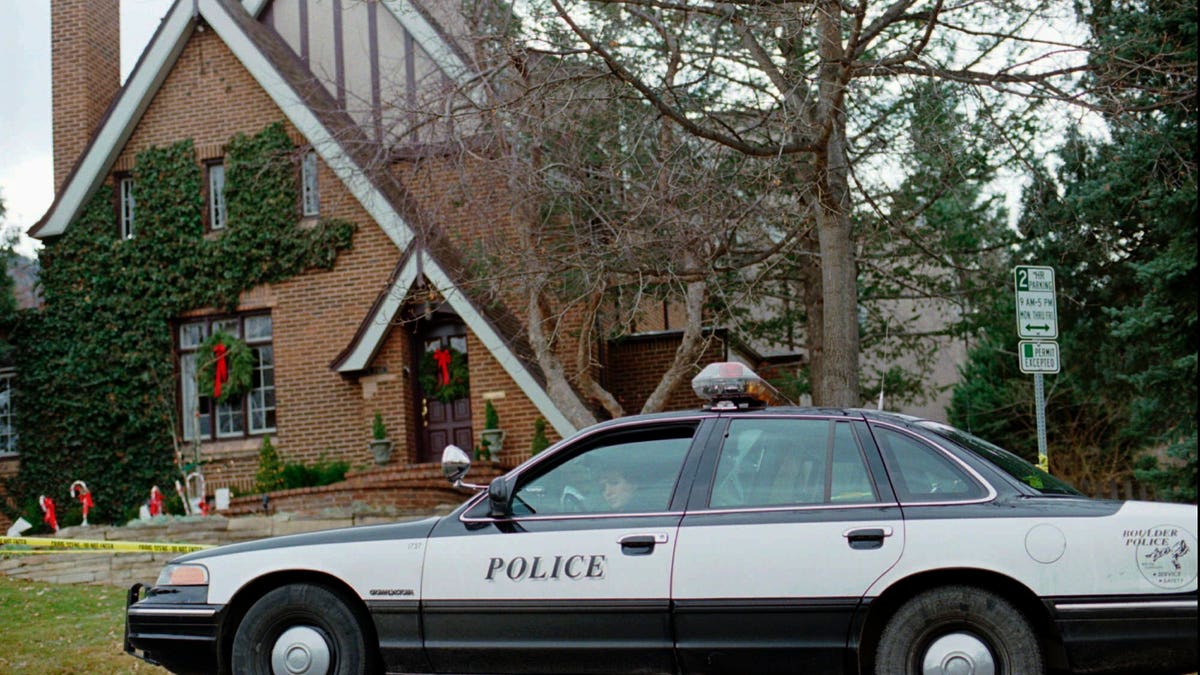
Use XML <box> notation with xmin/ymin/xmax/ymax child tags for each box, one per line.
<box><xmin>369</xmin><ymin>439</ymin><xmax>394</xmax><ymax>465</ymax></box>
<box><xmin>480</xmin><ymin>429</ymin><xmax>505</xmax><ymax>457</ymax></box>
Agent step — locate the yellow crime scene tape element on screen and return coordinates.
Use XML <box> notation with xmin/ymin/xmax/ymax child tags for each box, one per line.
<box><xmin>0</xmin><ymin>536</ymin><xmax>213</xmax><ymax>554</ymax></box>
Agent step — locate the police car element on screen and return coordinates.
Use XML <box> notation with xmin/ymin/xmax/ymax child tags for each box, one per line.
<box><xmin>125</xmin><ymin>362</ymin><xmax>1198</xmax><ymax>675</ymax></box>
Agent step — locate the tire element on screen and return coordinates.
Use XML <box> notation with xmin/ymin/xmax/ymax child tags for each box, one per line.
<box><xmin>231</xmin><ymin>583</ymin><xmax>375</xmax><ymax>675</ymax></box>
<box><xmin>875</xmin><ymin>585</ymin><xmax>1043</xmax><ymax>675</ymax></box>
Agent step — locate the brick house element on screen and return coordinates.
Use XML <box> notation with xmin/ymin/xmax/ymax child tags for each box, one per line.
<box><xmin>18</xmin><ymin>0</ymin><xmax>734</xmax><ymax>506</ymax></box>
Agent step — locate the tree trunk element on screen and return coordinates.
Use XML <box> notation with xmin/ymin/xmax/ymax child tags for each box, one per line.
<box><xmin>799</xmin><ymin>232</ymin><xmax>825</xmax><ymax>404</ymax></box>
<box><xmin>526</xmin><ymin>279</ymin><xmax>600</xmax><ymax>429</ymax></box>
<box><xmin>811</xmin><ymin>0</ymin><xmax>861</xmax><ymax>407</ymax></box>
<box><xmin>814</xmin><ymin>201</ymin><xmax>860</xmax><ymax>406</ymax></box>
<box><xmin>641</xmin><ymin>280</ymin><xmax>708</xmax><ymax>413</ymax></box>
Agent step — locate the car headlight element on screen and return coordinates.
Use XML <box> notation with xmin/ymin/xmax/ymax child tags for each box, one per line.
<box><xmin>155</xmin><ymin>563</ymin><xmax>209</xmax><ymax>586</ymax></box>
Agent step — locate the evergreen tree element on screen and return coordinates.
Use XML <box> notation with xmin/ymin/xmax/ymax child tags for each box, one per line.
<box><xmin>950</xmin><ymin>0</ymin><xmax>1196</xmax><ymax>499</ymax></box>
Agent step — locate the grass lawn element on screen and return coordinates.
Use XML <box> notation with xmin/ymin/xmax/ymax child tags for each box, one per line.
<box><xmin>0</xmin><ymin>575</ymin><xmax>167</xmax><ymax>674</ymax></box>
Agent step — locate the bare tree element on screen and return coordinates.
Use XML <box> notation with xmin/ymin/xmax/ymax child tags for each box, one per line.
<box><xmin>353</xmin><ymin>0</ymin><xmax>1187</xmax><ymax>419</ymax></box>
<box><xmin>447</xmin><ymin>0</ymin><xmax>1122</xmax><ymax>407</ymax></box>
<box><xmin>471</xmin><ymin>61</ymin><xmax>793</xmax><ymax>423</ymax></box>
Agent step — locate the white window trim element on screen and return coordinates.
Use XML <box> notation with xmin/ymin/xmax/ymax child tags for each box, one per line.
<box><xmin>208</xmin><ymin>163</ymin><xmax>227</xmax><ymax>230</ymax></box>
<box><xmin>301</xmin><ymin>151</ymin><xmax>319</xmax><ymax>217</ymax></box>
<box><xmin>120</xmin><ymin>177</ymin><xmax>136</xmax><ymax>239</ymax></box>
<box><xmin>0</xmin><ymin>369</ymin><xmax>15</xmax><ymax>457</ymax></box>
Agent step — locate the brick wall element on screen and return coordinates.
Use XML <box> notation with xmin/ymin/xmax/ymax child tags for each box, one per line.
<box><xmin>463</xmin><ymin>334</ymin><xmax>556</xmax><ymax>467</ymax></box>
<box><xmin>222</xmin><ymin>462</ymin><xmax>505</xmax><ymax>516</ymax></box>
<box><xmin>606</xmin><ymin>333</ymin><xmax>727</xmax><ymax>414</ymax></box>
<box><xmin>393</xmin><ymin>153</ymin><xmax>588</xmax><ymax>373</ymax></box>
<box><xmin>390</xmin><ymin>152</ymin><xmax>569</xmax><ymax>465</ymax></box>
<box><xmin>43</xmin><ymin>12</ymin><xmax>721</xmax><ymax>502</ymax></box>
<box><xmin>52</xmin><ymin>0</ymin><xmax>120</xmax><ymax>192</ymax></box>
<box><xmin>59</xmin><ymin>28</ymin><xmax>568</xmax><ymax>489</ymax></box>
<box><xmin>101</xmin><ymin>30</ymin><xmax>397</xmax><ymax>484</ymax></box>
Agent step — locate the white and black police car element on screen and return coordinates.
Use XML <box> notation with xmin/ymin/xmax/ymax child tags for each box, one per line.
<box><xmin>126</xmin><ymin>362</ymin><xmax>1197</xmax><ymax>675</ymax></box>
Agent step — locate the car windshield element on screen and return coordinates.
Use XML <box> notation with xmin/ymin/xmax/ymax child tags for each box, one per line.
<box><xmin>918</xmin><ymin>422</ymin><xmax>1083</xmax><ymax>496</ymax></box>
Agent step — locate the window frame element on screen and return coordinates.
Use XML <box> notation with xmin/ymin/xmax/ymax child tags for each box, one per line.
<box><xmin>300</xmin><ymin>150</ymin><xmax>320</xmax><ymax>217</ymax></box>
<box><xmin>461</xmin><ymin>419</ymin><xmax>704</xmax><ymax>523</ymax></box>
<box><xmin>870</xmin><ymin>421</ymin><xmax>996</xmax><ymax>505</ymax></box>
<box><xmin>0</xmin><ymin>368</ymin><xmax>15</xmax><ymax>456</ymax></box>
<box><xmin>706</xmin><ymin>417</ymin><xmax>882</xmax><ymax>510</ymax></box>
<box><xmin>176</xmin><ymin>313</ymin><xmax>276</xmax><ymax>443</ymax></box>
<box><xmin>206</xmin><ymin>160</ymin><xmax>227</xmax><ymax>232</ymax></box>
<box><xmin>117</xmin><ymin>173</ymin><xmax>135</xmax><ymax>239</ymax></box>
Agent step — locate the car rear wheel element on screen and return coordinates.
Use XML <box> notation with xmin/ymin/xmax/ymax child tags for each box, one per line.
<box><xmin>875</xmin><ymin>585</ymin><xmax>1043</xmax><ymax>675</ymax></box>
<box><xmin>231</xmin><ymin>583</ymin><xmax>373</xmax><ymax>675</ymax></box>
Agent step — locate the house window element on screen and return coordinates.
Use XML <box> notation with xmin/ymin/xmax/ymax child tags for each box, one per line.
<box><xmin>301</xmin><ymin>151</ymin><xmax>320</xmax><ymax>216</ymax></box>
<box><xmin>0</xmin><ymin>370</ymin><xmax>15</xmax><ymax>455</ymax></box>
<box><xmin>119</xmin><ymin>175</ymin><xmax>136</xmax><ymax>239</ymax></box>
<box><xmin>178</xmin><ymin>314</ymin><xmax>275</xmax><ymax>441</ymax></box>
<box><xmin>208</xmin><ymin>162</ymin><xmax>227</xmax><ymax>230</ymax></box>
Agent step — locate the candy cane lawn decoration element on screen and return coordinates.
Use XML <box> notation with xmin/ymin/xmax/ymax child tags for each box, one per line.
<box><xmin>186</xmin><ymin>471</ymin><xmax>206</xmax><ymax>516</ymax></box>
<box><xmin>148</xmin><ymin>485</ymin><xmax>165</xmax><ymax>516</ymax></box>
<box><xmin>174</xmin><ymin>480</ymin><xmax>191</xmax><ymax>516</ymax></box>
<box><xmin>70</xmin><ymin>480</ymin><xmax>94</xmax><ymax>526</ymax></box>
<box><xmin>39</xmin><ymin>495</ymin><xmax>59</xmax><ymax>533</ymax></box>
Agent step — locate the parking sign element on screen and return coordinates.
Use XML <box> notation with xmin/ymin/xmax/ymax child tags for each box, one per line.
<box><xmin>1014</xmin><ymin>266</ymin><xmax>1058</xmax><ymax>339</ymax></box>
<box><xmin>1018</xmin><ymin>340</ymin><xmax>1060</xmax><ymax>374</ymax></box>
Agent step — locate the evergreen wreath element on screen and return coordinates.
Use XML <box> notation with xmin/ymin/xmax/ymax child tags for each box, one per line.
<box><xmin>197</xmin><ymin>330</ymin><xmax>255</xmax><ymax>403</ymax></box>
<box><xmin>419</xmin><ymin>346</ymin><xmax>469</xmax><ymax>403</ymax></box>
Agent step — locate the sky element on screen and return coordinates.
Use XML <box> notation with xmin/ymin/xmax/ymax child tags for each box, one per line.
<box><xmin>0</xmin><ymin>0</ymin><xmax>173</xmax><ymax>258</ymax></box>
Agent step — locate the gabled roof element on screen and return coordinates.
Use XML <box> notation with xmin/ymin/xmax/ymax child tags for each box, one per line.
<box><xmin>32</xmin><ymin>0</ymin><xmax>471</xmax><ymax>244</ymax></box>
<box><xmin>33</xmin><ymin>0</ymin><xmax>583</xmax><ymax>436</ymax></box>
<box><xmin>330</xmin><ymin>241</ymin><xmax>576</xmax><ymax>437</ymax></box>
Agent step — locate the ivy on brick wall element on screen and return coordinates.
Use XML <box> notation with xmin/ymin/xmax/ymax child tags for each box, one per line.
<box><xmin>6</xmin><ymin>122</ymin><xmax>354</xmax><ymax>527</ymax></box>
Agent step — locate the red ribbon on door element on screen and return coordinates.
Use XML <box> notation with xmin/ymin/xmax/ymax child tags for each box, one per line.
<box><xmin>433</xmin><ymin>348</ymin><xmax>452</xmax><ymax>386</ymax></box>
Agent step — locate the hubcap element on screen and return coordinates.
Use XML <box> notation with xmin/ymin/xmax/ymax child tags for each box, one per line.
<box><xmin>921</xmin><ymin>632</ymin><xmax>996</xmax><ymax>675</ymax></box>
<box><xmin>271</xmin><ymin>625</ymin><xmax>332</xmax><ymax>675</ymax></box>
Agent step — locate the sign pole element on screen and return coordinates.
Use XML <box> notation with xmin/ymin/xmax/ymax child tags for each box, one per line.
<box><xmin>1034</xmin><ymin>373</ymin><xmax>1048</xmax><ymax>472</ymax></box>
<box><xmin>1014</xmin><ymin>265</ymin><xmax>1059</xmax><ymax>474</ymax></box>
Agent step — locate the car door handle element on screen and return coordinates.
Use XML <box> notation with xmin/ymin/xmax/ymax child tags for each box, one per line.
<box><xmin>618</xmin><ymin>533</ymin><xmax>668</xmax><ymax>555</ymax></box>
<box><xmin>842</xmin><ymin>527</ymin><xmax>893</xmax><ymax>550</ymax></box>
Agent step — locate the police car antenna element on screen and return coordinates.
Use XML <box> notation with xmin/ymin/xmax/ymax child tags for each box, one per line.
<box><xmin>877</xmin><ymin>319</ymin><xmax>889</xmax><ymax>411</ymax></box>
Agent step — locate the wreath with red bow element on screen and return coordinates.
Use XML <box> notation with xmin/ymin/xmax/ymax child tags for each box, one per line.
<box><xmin>196</xmin><ymin>331</ymin><xmax>254</xmax><ymax>403</ymax></box>
<box><xmin>419</xmin><ymin>346</ymin><xmax>469</xmax><ymax>403</ymax></box>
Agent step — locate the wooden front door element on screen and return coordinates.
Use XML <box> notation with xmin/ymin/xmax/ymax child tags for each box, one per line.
<box><xmin>416</xmin><ymin>323</ymin><xmax>473</xmax><ymax>463</ymax></box>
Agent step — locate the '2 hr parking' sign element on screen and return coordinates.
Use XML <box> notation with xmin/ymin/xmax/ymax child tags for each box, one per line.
<box><xmin>1014</xmin><ymin>266</ymin><xmax>1058</xmax><ymax>340</ymax></box>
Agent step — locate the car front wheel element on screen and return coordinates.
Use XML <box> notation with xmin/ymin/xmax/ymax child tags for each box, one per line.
<box><xmin>874</xmin><ymin>585</ymin><xmax>1043</xmax><ymax>675</ymax></box>
<box><xmin>231</xmin><ymin>583</ymin><xmax>373</xmax><ymax>675</ymax></box>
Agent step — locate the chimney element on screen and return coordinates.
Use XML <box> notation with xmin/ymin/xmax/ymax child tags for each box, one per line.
<box><xmin>51</xmin><ymin>0</ymin><xmax>121</xmax><ymax>194</ymax></box>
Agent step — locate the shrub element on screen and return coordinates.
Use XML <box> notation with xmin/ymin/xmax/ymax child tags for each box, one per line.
<box><xmin>531</xmin><ymin>417</ymin><xmax>550</xmax><ymax>455</ymax></box>
<box><xmin>279</xmin><ymin>455</ymin><xmax>350</xmax><ymax>490</ymax></box>
<box><xmin>254</xmin><ymin>436</ymin><xmax>285</xmax><ymax>493</ymax></box>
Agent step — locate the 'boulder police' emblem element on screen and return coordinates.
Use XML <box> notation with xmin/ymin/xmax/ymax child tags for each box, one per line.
<box><xmin>1125</xmin><ymin>525</ymin><xmax>1197</xmax><ymax>590</ymax></box>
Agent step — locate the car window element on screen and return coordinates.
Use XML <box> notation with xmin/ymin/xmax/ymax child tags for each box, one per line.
<box><xmin>511</xmin><ymin>426</ymin><xmax>694</xmax><ymax>516</ymax></box>
<box><xmin>710</xmin><ymin>419</ymin><xmax>877</xmax><ymax>508</ymax></box>
<box><xmin>873</xmin><ymin>426</ymin><xmax>987</xmax><ymax>503</ymax></box>
<box><xmin>830</xmin><ymin>423</ymin><xmax>877</xmax><ymax>503</ymax></box>
<box><xmin>917</xmin><ymin>422</ymin><xmax>1083</xmax><ymax>496</ymax></box>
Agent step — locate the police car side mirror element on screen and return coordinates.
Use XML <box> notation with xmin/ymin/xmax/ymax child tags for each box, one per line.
<box><xmin>442</xmin><ymin>445</ymin><xmax>472</xmax><ymax>485</ymax></box>
<box><xmin>488</xmin><ymin>477</ymin><xmax>512</xmax><ymax>518</ymax></box>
